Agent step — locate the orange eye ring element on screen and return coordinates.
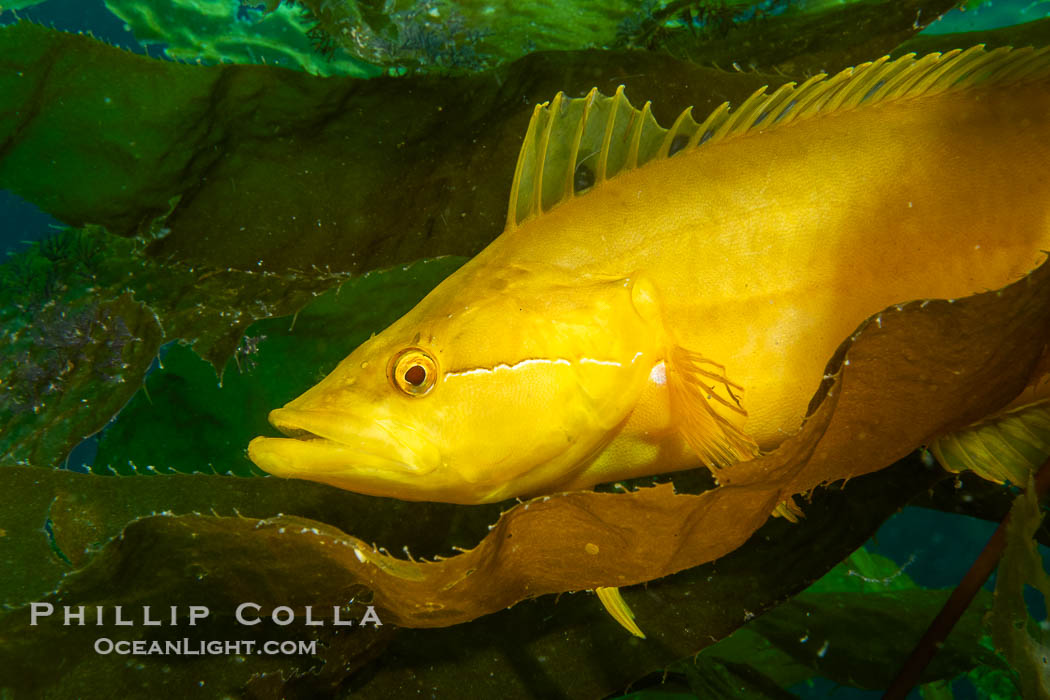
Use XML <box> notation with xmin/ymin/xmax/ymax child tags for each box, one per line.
<box><xmin>389</xmin><ymin>348</ymin><xmax>438</xmax><ymax>397</ymax></box>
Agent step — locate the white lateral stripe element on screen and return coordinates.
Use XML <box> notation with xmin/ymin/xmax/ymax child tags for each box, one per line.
<box><xmin>446</xmin><ymin>356</ymin><xmax>630</xmax><ymax>378</ymax></box>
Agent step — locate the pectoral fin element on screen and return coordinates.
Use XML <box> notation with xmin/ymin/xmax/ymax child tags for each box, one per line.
<box><xmin>667</xmin><ymin>345</ymin><xmax>760</xmax><ymax>469</ymax></box>
<box><xmin>929</xmin><ymin>399</ymin><xmax>1050</xmax><ymax>485</ymax></box>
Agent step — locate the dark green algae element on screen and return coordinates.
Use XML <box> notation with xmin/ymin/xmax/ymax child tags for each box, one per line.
<box><xmin>1</xmin><ymin>3</ymin><xmax>1050</xmax><ymax>698</ymax></box>
<box><xmin>0</xmin><ymin>457</ymin><xmax>1007</xmax><ymax>698</ymax></box>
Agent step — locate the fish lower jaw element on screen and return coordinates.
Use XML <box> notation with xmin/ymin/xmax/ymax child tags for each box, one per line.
<box><xmin>262</xmin><ymin>407</ymin><xmax>441</xmax><ymax>475</ymax></box>
<box><xmin>247</xmin><ymin>435</ymin><xmax>431</xmax><ymax>477</ymax></box>
<box><xmin>247</xmin><ymin>435</ymin><xmax>505</xmax><ymax>502</ymax></box>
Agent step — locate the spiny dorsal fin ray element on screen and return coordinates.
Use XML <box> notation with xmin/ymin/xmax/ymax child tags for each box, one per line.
<box><xmin>506</xmin><ymin>85</ymin><xmax>671</xmax><ymax>229</ymax></box>
<box><xmin>506</xmin><ymin>44</ymin><xmax>1050</xmax><ymax>229</ymax></box>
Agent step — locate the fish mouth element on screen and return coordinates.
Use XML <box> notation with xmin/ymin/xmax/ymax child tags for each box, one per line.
<box><xmin>273</xmin><ymin>424</ymin><xmax>326</xmax><ymax>442</ymax></box>
<box><xmin>248</xmin><ymin>407</ymin><xmax>434</xmax><ymax>479</ymax></box>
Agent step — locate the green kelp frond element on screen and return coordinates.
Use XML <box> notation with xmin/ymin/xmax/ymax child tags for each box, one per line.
<box><xmin>103</xmin><ymin>0</ymin><xmax>379</xmax><ymax>76</ymax></box>
<box><xmin>616</xmin><ymin>0</ymin><xmax>958</xmax><ymax>75</ymax></box>
<box><xmin>0</xmin><ymin>225</ymin><xmax>350</xmax><ymax>470</ymax></box>
<box><xmin>989</xmin><ymin>474</ymin><xmax>1050</xmax><ymax>698</ymax></box>
<box><xmin>642</xmin><ymin>548</ymin><xmax>1009</xmax><ymax>698</ymax></box>
<box><xmin>294</xmin><ymin>0</ymin><xmax>955</xmax><ymax>75</ymax></box>
<box><xmin>0</xmin><ymin>229</ymin><xmax>163</xmax><ymax>468</ymax></box>
<box><xmin>0</xmin><ymin>456</ymin><xmax>938</xmax><ymax>698</ymax></box>
<box><xmin>291</xmin><ymin>0</ymin><xmax>494</xmax><ymax>73</ymax></box>
<box><xmin>93</xmin><ymin>257</ymin><xmax>466</xmax><ymax>477</ymax></box>
<box><xmin>0</xmin><ymin>0</ymin><xmax>49</xmax><ymax>10</ymax></box>
<box><xmin>0</xmin><ymin>17</ymin><xmax>977</xmax><ymax>282</ymax></box>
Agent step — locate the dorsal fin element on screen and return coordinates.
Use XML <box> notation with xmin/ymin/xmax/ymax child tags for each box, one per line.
<box><xmin>506</xmin><ymin>85</ymin><xmax>667</xmax><ymax>229</ymax></box>
<box><xmin>506</xmin><ymin>44</ymin><xmax>1050</xmax><ymax>229</ymax></box>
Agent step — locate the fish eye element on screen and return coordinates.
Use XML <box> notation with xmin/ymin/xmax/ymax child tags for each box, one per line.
<box><xmin>389</xmin><ymin>347</ymin><xmax>438</xmax><ymax>397</ymax></box>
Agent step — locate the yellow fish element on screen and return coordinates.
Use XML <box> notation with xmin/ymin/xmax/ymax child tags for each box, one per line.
<box><xmin>249</xmin><ymin>45</ymin><xmax>1050</xmax><ymax>505</ymax></box>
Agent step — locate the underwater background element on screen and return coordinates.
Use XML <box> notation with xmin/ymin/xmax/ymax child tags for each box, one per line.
<box><xmin>1</xmin><ymin>0</ymin><xmax>1050</xmax><ymax>698</ymax></box>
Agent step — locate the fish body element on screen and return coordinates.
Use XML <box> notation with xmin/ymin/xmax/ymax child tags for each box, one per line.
<box><xmin>249</xmin><ymin>46</ymin><xmax>1050</xmax><ymax>504</ymax></box>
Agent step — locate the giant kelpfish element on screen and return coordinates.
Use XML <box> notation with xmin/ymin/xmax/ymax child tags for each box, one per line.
<box><xmin>250</xmin><ymin>45</ymin><xmax>1050</xmax><ymax>509</ymax></box>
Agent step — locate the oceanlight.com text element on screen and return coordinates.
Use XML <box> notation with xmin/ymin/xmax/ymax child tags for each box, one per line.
<box><xmin>94</xmin><ymin>638</ymin><xmax>317</xmax><ymax>656</ymax></box>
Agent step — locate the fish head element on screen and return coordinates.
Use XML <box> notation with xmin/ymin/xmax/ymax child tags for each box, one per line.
<box><xmin>248</xmin><ymin>266</ymin><xmax>663</xmax><ymax>503</ymax></box>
